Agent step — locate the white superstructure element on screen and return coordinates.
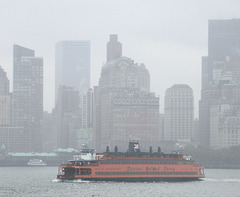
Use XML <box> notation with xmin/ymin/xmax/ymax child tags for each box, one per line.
<box><xmin>73</xmin><ymin>149</ymin><xmax>103</xmax><ymax>161</ymax></box>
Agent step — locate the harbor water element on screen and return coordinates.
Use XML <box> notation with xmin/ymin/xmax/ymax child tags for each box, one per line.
<box><xmin>0</xmin><ymin>167</ymin><xmax>240</xmax><ymax>197</ymax></box>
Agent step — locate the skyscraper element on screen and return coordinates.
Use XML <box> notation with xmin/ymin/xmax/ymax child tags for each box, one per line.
<box><xmin>0</xmin><ymin>66</ymin><xmax>11</xmax><ymax>126</ymax></box>
<box><xmin>0</xmin><ymin>66</ymin><xmax>9</xmax><ymax>95</ymax></box>
<box><xmin>164</xmin><ymin>85</ymin><xmax>194</xmax><ymax>142</ymax></box>
<box><xmin>82</xmin><ymin>88</ymin><xmax>93</xmax><ymax>129</ymax></box>
<box><xmin>55</xmin><ymin>86</ymin><xmax>80</xmax><ymax>149</ymax></box>
<box><xmin>13</xmin><ymin>45</ymin><xmax>35</xmax><ymax>126</ymax></box>
<box><xmin>200</xmin><ymin>19</ymin><xmax>240</xmax><ymax>147</ymax></box>
<box><xmin>202</xmin><ymin>19</ymin><xmax>240</xmax><ymax>90</ymax></box>
<box><xmin>55</xmin><ymin>41</ymin><xmax>90</xmax><ymax>101</ymax></box>
<box><xmin>13</xmin><ymin>45</ymin><xmax>43</xmax><ymax>152</ymax></box>
<box><xmin>94</xmin><ymin>56</ymin><xmax>159</xmax><ymax>152</ymax></box>
<box><xmin>107</xmin><ymin>34</ymin><xmax>122</xmax><ymax>62</ymax></box>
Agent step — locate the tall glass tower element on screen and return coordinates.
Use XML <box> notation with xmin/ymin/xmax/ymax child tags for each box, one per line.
<box><xmin>55</xmin><ymin>41</ymin><xmax>90</xmax><ymax>102</ymax></box>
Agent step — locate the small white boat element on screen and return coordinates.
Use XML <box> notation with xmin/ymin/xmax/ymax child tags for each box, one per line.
<box><xmin>27</xmin><ymin>159</ymin><xmax>47</xmax><ymax>166</ymax></box>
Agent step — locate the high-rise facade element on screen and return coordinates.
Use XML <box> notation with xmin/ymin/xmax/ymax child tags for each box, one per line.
<box><xmin>0</xmin><ymin>66</ymin><xmax>11</xmax><ymax>126</ymax></box>
<box><xmin>75</xmin><ymin>89</ymin><xmax>94</xmax><ymax>149</ymax></box>
<box><xmin>107</xmin><ymin>34</ymin><xmax>122</xmax><ymax>62</ymax></box>
<box><xmin>94</xmin><ymin>56</ymin><xmax>159</xmax><ymax>152</ymax></box>
<box><xmin>55</xmin><ymin>41</ymin><xmax>90</xmax><ymax>101</ymax></box>
<box><xmin>82</xmin><ymin>89</ymin><xmax>93</xmax><ymax>129</ymax></box>
<box><xmin>164</xmin><ymin>85</ymin><xmax>194</xmax><ymax>142</ymax></box>
<box><xmin>202</xmin><ymin>19</ymin><xmax>240</xmax><ymax>90</ymax></box>
<box><xmin>200</xmin><ymin>19</ymin><xmax>240</xmax><ymax>147</ymax></box>
<box><xmin>12</xmin><ymin>45</ymin><xmax>43</xmax><ymax>152</ymax></box>
<box><xmin>13</xmin><ymin>45</ymin><xmax>35</xmax><ymax>126</ymax></box>
<box><xmin>55</xmin><ymin>86</ymin><xmax>80</xmax><ymax>149</ymax></box>
<box><xmin>0</xmin><ymin>66</ymin><xmax>9</xmax><ymax>95</ymax></box>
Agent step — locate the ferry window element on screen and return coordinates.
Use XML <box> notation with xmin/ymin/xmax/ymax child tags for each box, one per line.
<box><xmin>80</xmin><ymin>168</ymin><xmax>92</xmax><ymax>175</ymax></box>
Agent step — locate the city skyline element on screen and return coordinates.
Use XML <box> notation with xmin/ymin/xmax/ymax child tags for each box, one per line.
<box><xmin>1</xmin><ymin>1</ymin><xmax>240</xmax><ymax>116</ymax></box>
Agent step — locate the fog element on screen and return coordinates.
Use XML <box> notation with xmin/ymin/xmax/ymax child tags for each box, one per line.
<box><xmin>0</xmin><ymin>0</ymin><xmax>240</xmax><ymax>117</ymax></box>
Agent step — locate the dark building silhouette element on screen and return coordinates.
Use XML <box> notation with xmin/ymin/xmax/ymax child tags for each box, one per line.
<box><xmin>42</xmin><ymin>111</ymin><xmax>54</xmax><ymax>152</ymax></box>
<box><xmin>55</xmin><ymin>86</ymin><xmax>80</xmax><ymax>149</ymax></box>
<box><xmin>12</xmin><ymin>45</ymin><xmax>43</xmax><ymax>152</ymax></box>
<box><xmin>0</xmin><ymin>66</ymin><xmax>9</xmax><ymax>95</ymax></box>
<box><xmin>200</xmin><ymin>19</ymin><xmax>240</xmax><ymax>147</ymax></box>
<box><xmin>202</xmin><ymin>19</ymin><xmax>240</xmax><ymax>90</ymax></box>
<box><xmin>0</xmin><ymin>66</ymin><xmax>27</xmax><ymax>152</ymax></box>
<box><xmin>0</xmin><ymin>66</ymin><xmax>11</xmax><ymax>126</ymax></box>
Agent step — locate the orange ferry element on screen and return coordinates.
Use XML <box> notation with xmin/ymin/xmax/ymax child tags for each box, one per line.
<box><xmin>57</xmin><ymin>141</ymin><xmax>205</xmax><ymax>182</ymax></box>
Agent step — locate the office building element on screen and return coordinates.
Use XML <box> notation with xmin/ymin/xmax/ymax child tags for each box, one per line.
<box><xmin>0</xmin><ymin>66</ymin><xmax>11</xmax><ymax>126</ymax></box>
<box><xmin>0</xmin><ymin>127</ymin><xmax>26</xmax><ymax>152</ymax></box>
<box><xmin>55</xmin><ymin>86</ymin><xmax>80</xmax><ymax>149</ymax></box>
<box><xmin>164</xmin><ymin>85</ymin><xmax>194</xmax><ymax>142</ymax></box>
<box><xmin>0</xmin><ymin>66</ymin><xmax>9</xmax><ymax>95</ymax></box>
<box><xmin>94</xmin><ymin>57</ymin><xmax>159</xmax><ymax>152</ymax></box>
<box><xmin>200</xmin><ymin>19</ymin><xmax>240</xmax><ymax>147</ymax></box>
<box><xmin>55</xmin><ymin>41</ymin><xmax>90</xmax><ymax>101</ymax></box>
<box><xmin>82</xmin><ymin>89</ymin><xmax>93</xmax><ymax>129</ymax></box>
<box><xmin>12</xmin><ymin>45</ymin><xmax>43</xmax><ymax>152</ymax></box>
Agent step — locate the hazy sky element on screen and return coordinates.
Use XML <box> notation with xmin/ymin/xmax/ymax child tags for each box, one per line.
<box><xmin>0</xmin><ymin>0</ymin><xmax>240</xmax><ymax>117</ymax></box>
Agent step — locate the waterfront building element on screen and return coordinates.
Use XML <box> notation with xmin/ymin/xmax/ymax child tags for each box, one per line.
<box><xmin>55</xmin><ymin>86</ymin><xmax>80</xmax><ymax>149</ymax></box>
<box><xmin>12</xmin><ymin>45</ymin><xmax>34</xmax><ymax>126</ymax></box>
<box><xmin>159</xmin><ymin>113</ymin><xmax>164</xmax><ymax>141</ymax></box>
<box><xmin>41</xmin><ymin>111</ymin><xmax>54</xmax><ymax>152</ymax></box>
<box><xmin>0</xmin><ymin>127</ymin><xmax>26</xmax><ymax>152</ymax></box>
<box><xmin>12</xmin><ymin>45</ymin><xmax>43</xmax><ymax>152</ymax></box>
<box><xmin>94</xmin><ymin>56</ymin><xmax>159</xmax><ymax>152</ymax></box>
<box><xmin>0</xmin><ymin>66</ymin><xmax>9</xmax><ymax>95</ymax></box>
<box><xmin>0</xmin><ymin>95</ymin><xmax>11</xmax><ymax>126</ymax></box>
<box><xmin>164</xmin><ymin>85</ymin><xmax>194</xmax><ymax>143</ymax></box>
<box><xmin>193</xmin><ymin>119</ymin><xmax>200</xmax><ymax>144</ymax></box>
<box><xmin>200</xmin><ymin>19</ymin><xmax>240</xmax><ymax>147</ymax></box>
<box><xmin>0</xmin><ymin>66</ymin><xmax>11</xmax><ymax>126</ymax></box>
<box><xmin>82</xmin><ymin>89</ymin><xmax>93</xmax><ymax>129</ymax></box>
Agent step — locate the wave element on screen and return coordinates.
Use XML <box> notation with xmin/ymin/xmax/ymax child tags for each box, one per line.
<box><xmin>203</xmin><ymin>178</ymin><xmax>240</xmax><ymax>182</ymax></box>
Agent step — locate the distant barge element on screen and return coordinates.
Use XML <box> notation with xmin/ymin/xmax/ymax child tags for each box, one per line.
<box><xmin>57</xmin><ymin>141</ymin><xmax>205</xmax><ymax>182</ymax></box>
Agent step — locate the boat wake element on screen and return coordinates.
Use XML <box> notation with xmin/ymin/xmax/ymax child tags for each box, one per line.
<box><xmin>51</xmin><ymin>179</ymin><xmax>62</xmax><ymax>183</ymax></box>
<box><xmin>73</xmin><ymin>179</ymin><xmax>91</xmax><ymax>183</ymax></box>
<box><xmin>203</xmin><ymin>178</ymin><xmax>240</xmax><ymax>182</ymax></box>
<box><xmin>51</xmin><ymin>179</ymin><xmax>90</xmax><ymax>183</ymax></box>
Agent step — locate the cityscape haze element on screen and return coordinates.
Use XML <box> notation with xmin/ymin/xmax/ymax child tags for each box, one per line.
<box><xmin>0</xmin><ymin>1</ymin><xmax>239</xmax><ymax>117</ymax></box>
<box><xmin>0</xmin><ymin>0</ymin><xmax>240</xmax><ymax>163</ymax></box>
<box><xmin>1</xmin><ymin>2</ymin><xmax>240</xmax><ymax>196</ymax></box>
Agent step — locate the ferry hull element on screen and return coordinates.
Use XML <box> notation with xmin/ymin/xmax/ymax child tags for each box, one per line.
<box><xmin>57</xmin><ymin>176</ymin><xmax>203</xmax><ymax>182</ymax></box>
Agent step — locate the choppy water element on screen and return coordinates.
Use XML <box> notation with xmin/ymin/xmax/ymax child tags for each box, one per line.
<box><xmin>0</xmin><ymin>167</ymin><xmax>240</xmax><ymax>197</ymax></box>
